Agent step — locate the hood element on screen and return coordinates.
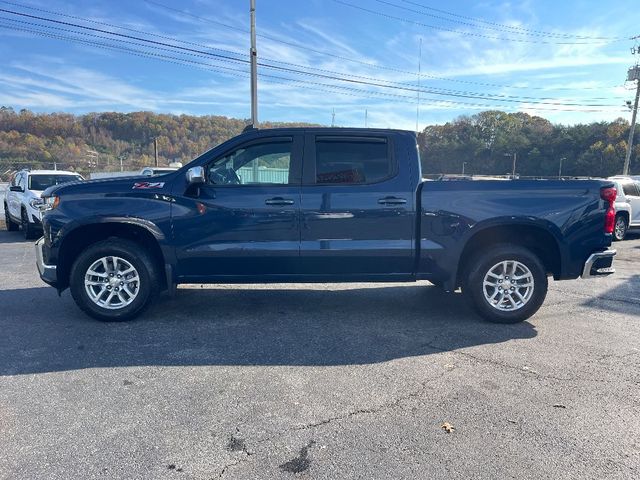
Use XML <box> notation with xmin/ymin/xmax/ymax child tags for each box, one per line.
<box><xmin>41</xmin><ymin>171</ymin><xmax>179</xmax><ymax>197</ymax></box>
<box><xmin>28</xmin><ymin>189</ymin><xmax>44</xmax><ymax>198</ymax></box>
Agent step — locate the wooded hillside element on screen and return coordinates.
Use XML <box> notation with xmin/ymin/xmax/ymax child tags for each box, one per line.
<box><xmin>419</xmin><ymin>110</ymin><xmax>638</xmax><ymax>178</ymax></box>
<box><xmin>0</xmin><ymin>107</ymin><xmax>637</xmax><ymax>178</ymax></box>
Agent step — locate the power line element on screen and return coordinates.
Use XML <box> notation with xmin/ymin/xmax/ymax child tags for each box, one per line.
<box><xmin>0</xmin><ymin>8</ymin><xmax>624</xmax><ymax>107</ymax></box>
<box><xmin>0</xmin><ymin>0</ymin><xmax>249</xmax><ymax>59</ymax></box>
<box><xmin>0</xmin><ymin>22</ymin><xmax>625</xmax><ymax>114</ymax></box>
<box><xmin>0</xmin><ymin>7</ymin><xmax>249</xmax><ymax>64</ymax></box>
<box><xmin>140</xmin><ymin>0</ymin><xmax>619</xmax><ymax>92</ymax></box>
<box><xmin>0</xmin><ymin>15</ymin><xmax>623</xmax><ymax>104</ymax></box>
<box><xmin>1</xmin><ymin>0</ymin><xmax>624</xmax><ymax>93</ymax></box>
<box><xmin>395</xmin><ymin>0</ymin><xmax>622</xmax><ymax>40</ymax></box>
<box><xmin>331</xmin><ymin>0</ymin><xmax>624</xmax><ymax>45</ymax></box>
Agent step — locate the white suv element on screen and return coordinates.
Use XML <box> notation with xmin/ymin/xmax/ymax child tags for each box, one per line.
<box><xmin>608</xmin><ymin>176</ymin><xmax>640</xmax><ymax>241</ymax></box>
<box><xmin>4</xmin><ymin>169</ymin><xmax>83</xmax><ymax>239</ymax></box>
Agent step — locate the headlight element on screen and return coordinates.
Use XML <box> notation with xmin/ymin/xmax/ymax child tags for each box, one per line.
<box><xmin>42</xmin><ymin>195</ymin><xmax>60</xmax><ymax>211</ymax></box>
<box><xmin>29</xmin><ymin>198</ymin><xmax>44</xmax><ymax>209</ymax></box>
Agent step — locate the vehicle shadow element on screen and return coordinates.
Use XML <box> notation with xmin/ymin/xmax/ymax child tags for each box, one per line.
<box><xmin>0</xmin><ymin>230</ymin><xmax>30</xmax><ymax>244</ymax></box>
<box><xmin>581</xmin><ymin>274</ymin><xmax>640</xmax><ymax>316</ymax></box>
<box><xmin>0</xmin><ymin>285</ymin><xmax>537</xmax><ymax>376</ymax></box>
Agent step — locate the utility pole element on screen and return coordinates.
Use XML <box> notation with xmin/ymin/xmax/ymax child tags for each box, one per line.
<box><xmin>250</xmin><ymin>0</ymin><xmax>258</xmax><ymax>126</ymax></box>
<box><xmin>558</xmin><ymin>157</ymin><xmax>565</xmax><ymax>179</ymax></box>
<box><xmin>462</xmin><ymin>162</ymin><xmax>467</xmax><ymax>175</ymax></box>
<box><xmin>365</xmin><ymin>108</ymin><xmax>368</xmax><ymax>127</ymax></box>
<box><xmin>416</xmin><ymin>37</ymin><xmax>422</xmax><ymax>134</ymax></box>
<box><xmin>331</xmin><ymin>108</ymin><xmax>335</xmax><ymax>127</ymax></box>
<box><xmin>154</xmin><ymin>138</ymin><xmax>159</xmax><ymax>167</ymax></box>
<box><xmin>623</xmin><ymin>65</ymin><xmax>640</xmax><ymax>175</ymax></box>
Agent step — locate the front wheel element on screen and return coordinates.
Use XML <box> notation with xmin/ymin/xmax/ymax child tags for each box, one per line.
<box><xmin>463</xmin><ymin>245</ymin><xmax>548</xmax><ymax>324</ymax></box>
<box><xmin>21</xmin><ymin>209</ymin><xmax>38</xmax><ymax>240</ymax></box>
<box><xmin>613</xmin><ymin>214</ymin><xmax>627</xmax><ymax>241</ymax></box>
<box><xmin>70</xmin><ymin>239</ymin><xmax>160</xmax><ymax>322</ymax></box>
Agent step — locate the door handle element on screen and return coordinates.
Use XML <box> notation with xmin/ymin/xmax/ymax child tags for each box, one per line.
<box><xmin>378</xmin><ymin>196</ymin><xmax>407</xmax><ymax>205</ymax></box>
<box><xmin>265</xmin><ymin>197</ymin><xmax>295</xmax><ymax>206</ymax></box>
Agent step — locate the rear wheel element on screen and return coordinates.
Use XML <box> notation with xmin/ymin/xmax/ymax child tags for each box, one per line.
<box><xmin>70</xmin><ymin>239</ymin><xmax>160</xmax><ymax>322</ymax></box>
<box><xmin>21</xmin><ymin>208</ymin><xmax>38</xmax><ymax>240</ymax></box>
<box><xmin>4</xmin><ymin>205</ymin><xmax>19</xmax><ymax>231</ymax></box>
<box><xmin>613</xmin><ymin>214</ymin><xmax>627</xmax><ymax>241</ymax></box>
<box><xmin>463</xmin><ymin>245</ymin><xmax>548</xmax><ymax>324</ymax></box>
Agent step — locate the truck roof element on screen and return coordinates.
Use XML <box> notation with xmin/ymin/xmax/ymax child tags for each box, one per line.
<box><xmin>241</xmin><ymin>126</ymin><xmax>415</xmax><ymax>136</ymax></box>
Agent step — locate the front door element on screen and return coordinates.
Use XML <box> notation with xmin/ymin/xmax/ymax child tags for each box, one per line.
<box><xmin>172</xmin><ymin>135</ymin><xmax>303</xmax><ymax>280</ymax></box>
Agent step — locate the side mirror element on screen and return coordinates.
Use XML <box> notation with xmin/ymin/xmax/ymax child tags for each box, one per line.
<box><xmin>186</xmin><ymin>166</ymin><xmax>205</xmax><ymax>185</ymax></box>
<box><xmin>9</xmin><ymin>186</ymin><xmax>24</xmax><ymax>192</ymax></box>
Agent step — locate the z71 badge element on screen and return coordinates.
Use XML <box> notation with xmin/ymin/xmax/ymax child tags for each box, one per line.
<box><xmin>132</xmin><ymin>182</ymin><xmax>165</xmax><ymax>189</ymax></box>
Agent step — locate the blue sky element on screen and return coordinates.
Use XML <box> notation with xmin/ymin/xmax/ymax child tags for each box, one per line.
<box><xmin>0</xmin><ymin>0</ymin><xmax>638</xmax><ymax>129</ymax></box>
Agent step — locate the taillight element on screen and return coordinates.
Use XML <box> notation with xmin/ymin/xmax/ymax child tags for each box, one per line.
<box><xmin>600</xmin><ymin>187</ymin><xmax>617</xmax><ymax>234</ymax></box>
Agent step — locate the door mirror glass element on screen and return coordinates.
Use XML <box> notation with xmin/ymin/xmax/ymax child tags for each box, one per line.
<box><xmin>186</xmin><ymin>166</ymin><xmax>205</xmax><ymax>185</ymax></box>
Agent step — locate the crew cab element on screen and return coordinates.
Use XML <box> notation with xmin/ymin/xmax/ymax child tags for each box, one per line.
<box><xmin>4</xmin><ymin>169</ymin><xmax>83</xmax><ymax>239</ymax></box>
<box><xmin>35</xmin><ymin>128</ymin><xmax>617</xmax><ymax>323</ymax></box>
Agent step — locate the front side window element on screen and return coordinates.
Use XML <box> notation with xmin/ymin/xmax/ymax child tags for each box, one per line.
<box><xmin>208</xmin><ymin>141</ymin><xmax>292</xmax><ymax>185</ymax></box>
<box><xmin>315</xmin><ymin>138</ymin><xmax>392</xmax><ymax>184</ymax></box>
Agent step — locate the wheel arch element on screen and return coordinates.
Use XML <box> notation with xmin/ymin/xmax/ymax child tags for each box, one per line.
<box><xmin>456</xmin><ymin>223</ymin><xmax>562</xmax><ymax>287</ymax></box>
<box><xmin>616</xmin><ymin>209</ymin><xmax>630</xmax><ymax>222</ymax></box>
<box><xmin>56</xmin><ymin>221</ymin><xmax>167</xmax><ymax>291</ymax></box>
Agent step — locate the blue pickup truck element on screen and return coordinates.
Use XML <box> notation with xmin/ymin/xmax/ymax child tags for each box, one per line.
<box><xmin>33</xmin><ymin>127</ymin><xmax>617</xmax><ymax>323</ymax></box>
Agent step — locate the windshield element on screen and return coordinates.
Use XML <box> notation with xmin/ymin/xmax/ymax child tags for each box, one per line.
<box><xmin>28</xmin><ymin>174</ymin><xmax>83</xmax><ymax>191</ymax></box>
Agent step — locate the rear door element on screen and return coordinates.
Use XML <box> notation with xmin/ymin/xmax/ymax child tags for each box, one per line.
<box><xmin>299</xmin><ymin>133</ymin><xmax>415</xmax><ymax>277</ymax></box>
<box><xmin>172</xmin><ymin>134</ymin><xmax>303</xmax><ymax>279</ymax></box>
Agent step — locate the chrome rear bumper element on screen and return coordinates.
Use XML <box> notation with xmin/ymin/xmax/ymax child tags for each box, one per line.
<box><xmin>581</xmin><ymin>249</ymin><xmax>616</xmax><ymax>279</ymax></box>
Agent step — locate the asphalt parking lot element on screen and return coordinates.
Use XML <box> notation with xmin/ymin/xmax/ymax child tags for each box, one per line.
<box><xmin>0</xmin><ymin>228</ymin><xmax>638</xmax><ymax>480</ymax></box>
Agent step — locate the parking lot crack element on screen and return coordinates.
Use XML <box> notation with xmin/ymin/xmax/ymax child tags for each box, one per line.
<box><xmin>217</xmin><ymin>457</ymin><xmax>247</xmax><ymax>479</ymax></box>
<box><xmin>254</xmin><ymin>371</ymin><xmax>448</xmax><ymax>446</ymax></box>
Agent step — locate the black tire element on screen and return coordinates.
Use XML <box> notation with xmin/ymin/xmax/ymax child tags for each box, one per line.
<box><xmin>462</xmin><ymin>244</ymin><xmax>548</xmax><ymax>324</ymax></box>
<box><xmin>69</xmin><ymin>238</ymin><xmax>160</xmax><ymax>322</ymax></box>
<box><xmin>613</xmin><ymin>214</ymin><xmax>627</xmax><ymax>241</ymax></box>
<box><xmin>4</xmin><ymin>205</ymin><xmax>19</xmax><ymax>231</ymax></box>
<box><xmin>21</xmin><ymin>208</ymin><xmax>38</xmax><ymax>240</ymax></box>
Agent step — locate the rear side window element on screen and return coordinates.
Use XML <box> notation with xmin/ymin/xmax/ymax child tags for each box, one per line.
<box><xmin>622</xmin><ymin>182</ymin><xmax>640</xmax><ymax>197</ymax></box>
<box><xmin>314</xmin><ymin>137</ymin><xmax>392</xmax><ymax>184</ymax></box>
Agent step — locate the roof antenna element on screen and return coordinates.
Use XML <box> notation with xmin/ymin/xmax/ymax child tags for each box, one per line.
<box><xmin>416</xmin><ymin>37</ymin><xmax>422</xmax><ymax>134</ymax></box>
